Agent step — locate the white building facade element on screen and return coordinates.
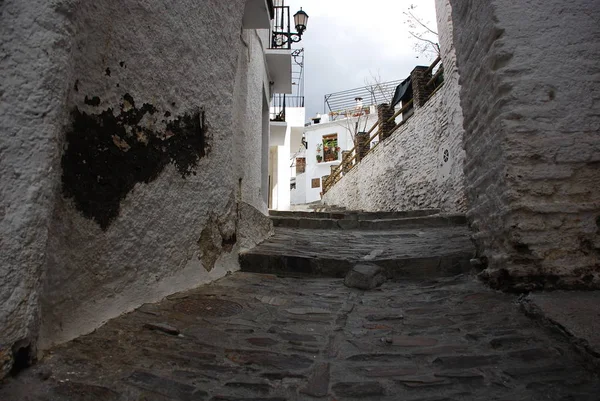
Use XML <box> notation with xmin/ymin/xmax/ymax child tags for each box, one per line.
<box><xmin>292</xmin><ymin>111</ymin><xmax>378</xmax><ymax>204</ymax></box>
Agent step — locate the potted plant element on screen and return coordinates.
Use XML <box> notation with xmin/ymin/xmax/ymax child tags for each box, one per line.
<box><xmin>316</xmin><ymin>154</ymin><xmax>323</xmax><ymax>163</ymax></box>
<box><xmin>335</xmin><ymin>146</ymin><xmax>341</xmax><ymax>152</ymax></box>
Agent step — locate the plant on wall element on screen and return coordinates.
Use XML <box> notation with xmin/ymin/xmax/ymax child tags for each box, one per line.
<box><xmin>316</xmin><ymin>143</ymin><xmax>323</xmax><ymax>163</ymax></box>
<box><xmin>322</xmin><ymin>136</ymin><xmax>339</xmax><ymax>162</ymax></box>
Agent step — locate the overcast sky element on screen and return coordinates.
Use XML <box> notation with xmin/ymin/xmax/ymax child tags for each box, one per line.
<box><xmin>283</xmin><ymin>0</ymin><xmax>438</xmax><ymax>121</ymax></box>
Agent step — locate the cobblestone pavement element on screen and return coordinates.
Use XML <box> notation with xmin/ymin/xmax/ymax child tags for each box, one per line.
<box><xmin>1</xmin><ymin>272</ymin><xmax>599</xmax><ymax>400</ymax></box>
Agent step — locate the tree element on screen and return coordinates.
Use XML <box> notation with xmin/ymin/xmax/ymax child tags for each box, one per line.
<box><xmin>403</xmin><ymin>4</ymin><xmax>440</xmax><ymax>60</ymax></box>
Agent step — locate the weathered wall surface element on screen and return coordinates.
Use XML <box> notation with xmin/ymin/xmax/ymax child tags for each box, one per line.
<box><xmin>449</xmin><ymin>0</ymin><xmax>600</xmax><ymax>290</ymax></box>
<box><xmin>233</xmin><ymin>29</ymin><xmax>271</xmax><ymax>215</ymax></box>
<box><xmin>0</xmin><ymin>0</ymin><xmax>73</xmax><ymax>374</ymax></box>
<box><xmin>1</xmin><ymin>0</ymin><xmax>273</xmax><ymax>370</ymax></box>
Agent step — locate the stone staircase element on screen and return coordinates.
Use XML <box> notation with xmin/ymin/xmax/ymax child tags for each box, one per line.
<box><xmin>240</xmin><ymin>207</ymin><xmax>475</xmax><ymax>279</ymax></box>
<box><xmin>270</xmin><ymin>209</ymin><xmax>466</xmax><ymax>230</ymax></box>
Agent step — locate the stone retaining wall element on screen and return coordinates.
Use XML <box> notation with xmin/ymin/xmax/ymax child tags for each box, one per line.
<box><xmin>449</xmin><ymin>0</ymin><xmax>600</xmax><ymax>290</ymax></box>
<box><xmin>323</xmin><ymin>0</ymin><xmax>466</xmax><ymax>214</ymax></box>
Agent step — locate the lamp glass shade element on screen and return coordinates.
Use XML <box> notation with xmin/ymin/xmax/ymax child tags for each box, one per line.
<box><xmin>294</xmin><ymin>9</ymin><xmax>308</xmax><ymax>34</ymax></box>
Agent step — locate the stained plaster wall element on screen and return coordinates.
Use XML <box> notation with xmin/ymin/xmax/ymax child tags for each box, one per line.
<box><xmin>448</xmin><ymin>0</ymin><xmax>600</xmax><ymax>290</ymax></box>
<box><xmin>1</xmin><ymin>0</ymin><xmax>273</xmax><ymax>370</ymax></box>
<box><xmin>322</xmin><ymin>0</ymin><xmax>467</xmax><ymax>214</ymax></box>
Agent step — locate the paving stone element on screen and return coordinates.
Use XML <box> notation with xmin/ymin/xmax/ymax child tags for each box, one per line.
<box><xmin>246</xmin><ymin>338</ymin><xmax>278</xmax><ymax>347</ymax></box>
<box><xmin>143</xmin><ymin>322</ymin><xmax>180</xmax><ymax>335</ymax></box>
<box><xmin>225</xmin><ymin>350</ymin><xmax>313</xmax><ymax>370</ymax></box>
<box><xmin>225</xmin><ymin>328</ymin><xmax>256</xmax><ymax>334</ymax></box>
<box><xmin>365</xmin><ymin>313</ymin><xmax>404</xmax><ymax>321</ymax></box>
<box><xmin>392</xmin><ymin>336</ymin><xmax>439</xmax><ymax>347</ymax></box>
<box><xmin>411</xmin><ymin>345</ymin><xmax>469</xmax><ymax>356</ymax></box>
<box><xmin>396</xmin><ymin>376</ymin><xmax>450</xmax><ymax>388</ymax></box>
<box><xmin>361</xmin><ymin>366</ymin><xmax>418</xmax><ymax>377</ymax></box>
<box><xmin>344</xmin><ymin>264</ymin><xmax>386</xmax><ymax>290</ymax></box>
<box><xmin>363</xmin><ymin>323</ymin><xmax>393</xmax><ymax>330</ymax></box>
<box><xmin>346</xmin><ymin>353</ymin><xmax>412</xmax><ymax>362</ymax></box>
<box><xmin>179</xmin><ymin>351</ymin><xmax>217</xmax><ymax>360</ymax></box>
<box><xmin>405</xmin><ymin>317</ymin><xmax>455</xmax><ymax>328</ymax></box>
<box><xmin>285</xmin><ymin>307</ymin><xmax>332</xmax><ymax>315</ymax></box>
<box><xmin>277</xmin><ymin>333</ymin><xmax>317</xmax><ymax>342</ymax></box>
<box><xmin>49</xmin><ymin>382</ymin><xmax>121</xmax><ymax>401</ymax></box>
<box><xmin>434</xmin><ymin>370</ymin><xmax>484</xmax><ymax>380</ymax></box>
<box><xmin>489</xmin><ymin>335</ymin><xmax>533</xmax><ymax>349</ymax></box>
<box><xmin>224</xmin><ymin>382</ymin><xmax>271</xmax><ymax>393</ymax></box>
<box><xmin>255</xmin><ymin>295</ymin><xmax>287</xmax><ymax>306</ymax></box>
<box><xmin>260</xmin><ymin>372</ymin><xmax>306</xmax><ymax>380</ymax></box>
<box><xmin>433</xmin><ymin>355</ymin><xmax>501</xmax><ymax>369</ymax></box>
<box><xmin>210</xmin><ymin>397</ymin><xmax>286</xmax><ymax>401</ymax></box>
<box><xmin>126</xmin><ymin>371</ymin><xmax>207</xmax><ymax>400</ymax></box>
<box><xmin>404</xmin><ymin>307</ymin><xmax>444</xmax><ymax>315</ymax></box>
<box><xmin>507</xmin><ymin>347</ymin><xmax>558</xmax><ymax>361</ymax></box>
<box><xmin>503</xmin><ymin>364</ymin><xmax>566</xmax><ymax>377</ymax></box>
<box><xmin>299</xmin><ymin>362</ymin><xmax>330</xmax><ymax>397</ymax></box>
<box><xmin>332</xmin><ymin>382</ymin><xmax>385</xmax><ymax>398</ymax></box>
<box><xmin>288</xmin><ymin>346</ymin><xmax>320</xmax><ymax>355</ymax></box>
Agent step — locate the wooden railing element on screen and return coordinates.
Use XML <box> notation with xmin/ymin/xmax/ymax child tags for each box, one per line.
<box><xmin>322</xmin><ymin>57</ymin><xmax>444</xmax><ymax>194</ymax></box>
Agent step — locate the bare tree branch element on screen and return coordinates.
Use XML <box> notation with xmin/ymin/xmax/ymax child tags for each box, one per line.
<box><xmin>408</xmin><ymin>32</ymin><xmax>440</xmax><ymax>52</ymax></box>
<box><xmin>404</xmin><ymin>9</ymin><xmax>438</xmax><ymax>36</ymax></box>
<box><xmin>403</xmin><ymin>4</ymin><xmax>440</xmax><ymax>59</ymax></box>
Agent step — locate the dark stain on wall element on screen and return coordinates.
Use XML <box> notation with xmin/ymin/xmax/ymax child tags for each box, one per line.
<box><xmin>84</xmin><ymin>95</ymin><xmax>100</xmax><ymax>106</ymax></box>
<box><xmin>61</xmin><ymin>94</ymin><xmax>208</xmax><ymax>230</ymax></box>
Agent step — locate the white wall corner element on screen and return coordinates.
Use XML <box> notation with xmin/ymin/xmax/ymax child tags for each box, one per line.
<box><xmin>242</xmin><ymin>0</ymin><xmax>272</xmax><ymax>30</ymax></box>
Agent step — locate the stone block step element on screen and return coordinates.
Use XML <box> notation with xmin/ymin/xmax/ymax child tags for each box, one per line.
<box><xmin>240</xmin><ymin>251</ymin><xmax>473</xmax><ymax>279</ymax></box>
<box><xmin>270</xmin><ymin>213</ymin><xmax>466</xmax><ymax>230</ymax></box>
<box><xmin>239</xmin><ymin>226</ymin><xmax>474</xmax><ymax>279</ymax></box>
<box><xmin>268</xmin><ymin>209</ymin><xmax>441</xmax><ymax>220</ymax></box>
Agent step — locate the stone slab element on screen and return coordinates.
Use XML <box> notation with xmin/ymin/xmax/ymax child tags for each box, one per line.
<box><xmin>344</xmin><ymin>264</ymin><xmax>386</xmax><ymax>290</ymax></box>
<box><xmin>521</xmin><ymin>291</ymin><xmax>600</xmax><ymax>360</ymax></box>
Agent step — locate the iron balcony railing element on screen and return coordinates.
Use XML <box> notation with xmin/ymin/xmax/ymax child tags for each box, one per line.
<box><xmin>270</xmin><ymin>94</ymin><xmax>304</xmax><ymax>122</ymax></box>
<box><xmin>323</xmin><ymin>80</ymin><xmax>403</xmax><ymax>120</ymax></box>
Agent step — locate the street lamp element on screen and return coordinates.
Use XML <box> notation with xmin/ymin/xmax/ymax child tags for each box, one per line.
<box><xmin>272</xmin><ymin>6</ymin><xmax>309</xmax><ymax>48</ymax></box>
<box><xmin>294</xmin><ymin>8</ymin><xmax>308</xmax><ymax>35</ymax></box>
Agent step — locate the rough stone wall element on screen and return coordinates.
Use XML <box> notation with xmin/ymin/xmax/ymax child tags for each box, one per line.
<box><xmin>322</xmin><ymin>1</ymin><xmax>467</xmax><ymax>214</ymax></box>
<box><xmin>323</xmin><ymin>82</ymin><xmax>466</xmax><ymax>213</ymax></box>
<box><xmin>1</xmin><ymin>0</ymin><xmax>273</xmax><ymax>369</ymax></box>
<box><xmin>449</xmin><ymin>0</ymin><xmax>600</xmax><ymax>290</ymax></box>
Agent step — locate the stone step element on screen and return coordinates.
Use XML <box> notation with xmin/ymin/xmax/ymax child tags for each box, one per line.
<box><xmin>270</xmin><ymin>213</ymin><xmax>466</xmax><ymax>230</ymax></box>
<box><xmin>268</xmin><ymin>209</ymin><xmax>441</xmax><ymax>220</ymax></box>
<box><xmin>240</xmin><ymin>225</ymin><xmax>474</xmax><ymax>279</ymax></box>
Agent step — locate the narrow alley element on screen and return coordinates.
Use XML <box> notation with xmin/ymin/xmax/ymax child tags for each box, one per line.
<box><xmin>1</xmin><ymin>210</ymin><xmax>598</xmax><ymax>400</ymax></box>
<box><xmin>2</xmin><ymin>0</ymin><xmax>599</xmax><ymax>399</ymax></box>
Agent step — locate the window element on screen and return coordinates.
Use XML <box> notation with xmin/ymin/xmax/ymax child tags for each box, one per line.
<box><xmin>296</xmin><ymin>157</ymin><xmax>306</xmax><ymax>174</ymax></box>
<box><xmin>322</xmin><ymin>134</ymin><xmax>339</xmax><ymax>162</ymax></box>
<box><xmin>311</xmin><ymin>178</ymin><xmax>320</xmax><ymax>188</ymax></box>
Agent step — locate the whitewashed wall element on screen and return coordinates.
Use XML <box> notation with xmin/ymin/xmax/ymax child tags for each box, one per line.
<box><xmin>322</xmin><ymin>11</ymin><xmax>467</xmax><ymax>214</ymax></box>
<box><xmin>0</xmin><ymin>0</ymin><xmax>274</xmax><ymax>372</ymax></box>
